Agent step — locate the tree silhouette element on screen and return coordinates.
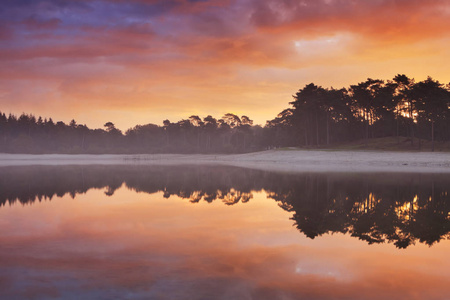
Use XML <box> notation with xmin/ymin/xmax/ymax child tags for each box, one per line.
<box><xmin>1</xmin><ymin>74</ymin><xmax>449</xmax><ymax>153</ymax></box>
<box><xmin>413</xmin><ymin>77</ymin><xmax>450</xmax><ymax>151</ymax></box>
<box><xmin>393</xmin><ymin>74</ymin><xmax>416</xmax><ymax>145</ymax></box>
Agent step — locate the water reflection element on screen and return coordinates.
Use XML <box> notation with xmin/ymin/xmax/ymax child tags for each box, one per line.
<box><xmin>1</xmin><ymin>165</ymin><xmax>449</xmax><ymax>248</ymax></box>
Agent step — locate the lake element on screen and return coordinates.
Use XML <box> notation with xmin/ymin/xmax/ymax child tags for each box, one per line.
<box><xmin>0</xmin><ymin>165</ymin><xmax>449</xmax><ymax>299</ymax></box>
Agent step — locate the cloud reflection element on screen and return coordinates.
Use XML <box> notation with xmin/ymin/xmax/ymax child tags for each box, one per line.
<box><xmin>0</xmin><ymin>168</ymin><xmax>449</xmax><ymax>299</ymax></box>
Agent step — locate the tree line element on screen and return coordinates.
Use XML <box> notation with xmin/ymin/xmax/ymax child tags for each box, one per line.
<box><xmin>0</xmin><ymin>112</ymin><xmax>261</xmax><ymax>153</ymax></box>
<box><xmin>1</xmin><ymin>74</ymin><xmax>449</xmax><ymax>153</ymax></box>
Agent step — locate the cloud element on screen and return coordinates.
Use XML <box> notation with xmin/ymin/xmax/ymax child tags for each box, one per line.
<box><xmin>0</xmin><ymin>188</ymin><xmax>449</xmax><ymax>299</ymax></box>
<box><xmin>3</xmin><ymin>0</ymin><xmax>449</xmax><ymax>66</ymax></box>
<box><xmin>1</xmin><ymin>0</ymin><xmax>450</xmax><ymax>129</ymax></box>
<box><xmin>251</xmin><ymin>0</ymin><xmax>450</xmax><ymax>41</ymax></box>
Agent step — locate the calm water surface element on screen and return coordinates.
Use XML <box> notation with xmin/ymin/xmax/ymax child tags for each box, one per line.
<box><xmin>0</xmin><ymin>165</ymin><xmax>449</xmax><ymax>299</ymax></box>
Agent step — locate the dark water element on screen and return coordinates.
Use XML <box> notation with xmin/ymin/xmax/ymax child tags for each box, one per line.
<box><xmin>0</xmin><ymin>165</ymin><xmax>449</xmax><ymax>299</ymax></box>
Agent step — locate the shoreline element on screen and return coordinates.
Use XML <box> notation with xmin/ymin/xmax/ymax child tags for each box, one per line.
<box><xmin>1</xmin><ymin>150</ymin><xmax>450</xmax><ymax>173</ymax></box>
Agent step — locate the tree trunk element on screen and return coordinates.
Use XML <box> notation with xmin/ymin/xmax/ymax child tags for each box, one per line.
<box><xmin>409</xmin><ymin>101</ymin><xmax>414</xmax><ymax>146</ymax></box>
<box><xmin>326</xmin><ymin>111</ymin><xmax>330</xmax><ymax>146</ymax></box>
<box><xmin>315</xmin><ymin>113</ymin><xmax>319</xmax><ymax>146</ymax></box>
<box><xmin>304</xmin><ymin>127</ymin><xmax>308</xmax><ymax>146</ymax></box>
<box><xmin>365</xmin><ymin>109</ymin><xmax>368</xmax><ymax>146</ymax></box>
<box><xmin>304</xmin><ymin>117</ymin><xmax>309</xmax><ymax>146</ymax></box>
<box><xmin>431</xmin><ymin>117</ymin><xmax>435</xmax><ymax>152</ymax></box>
<box><xmin>197</xmin><ymin>132</ymin><xmax>200</xmax><ymax>151</ymax></box>
<box><xmin>396</xmin><ymin>106</ymin><xmax>399</xmax><ymax>144</ymax></box>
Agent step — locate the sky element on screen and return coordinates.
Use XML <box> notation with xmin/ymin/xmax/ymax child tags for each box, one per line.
<box><xmin>1</xmin><ymin>0</ymin><xmax>450</xmax><ymax>130</ymax></box>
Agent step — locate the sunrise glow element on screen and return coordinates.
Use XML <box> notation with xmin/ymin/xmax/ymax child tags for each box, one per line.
<box><xmin>2</xmin><ymin>0</ymin><xmax>450</xmax><ymax>130</ymax></box>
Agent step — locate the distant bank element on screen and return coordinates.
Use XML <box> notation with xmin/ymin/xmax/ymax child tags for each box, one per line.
<box><xmin>322</xmin><ymin>137</ymin><xmax>450</xmax><ymax>152</ymax></box>
<box><xmin>1</xmin><ymin>150</ymin><xmax>449</xmax><ymax>173</ymax></box>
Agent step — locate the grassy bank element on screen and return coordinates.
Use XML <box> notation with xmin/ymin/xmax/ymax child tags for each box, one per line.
<box><xmin>292</xmin><ymin>137</ymin><xmax>450</xmax><ymax>152</ymax></box>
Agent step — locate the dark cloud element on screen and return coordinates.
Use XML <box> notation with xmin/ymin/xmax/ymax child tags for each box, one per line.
<box><xmin>0</xmin><ymin>23</ymin><xmax>13</xmax><ymax>40</ymax></box>
<box><xmin>248</xmin><ymin>0</ymin><xmax>450</xmax><ymax>34</ymax></box>
<box><xmin>2</xmin><ymin>0</ymin><xmax>450</xmax><ymax>65</ymax></box>
<box><xmin>21</xmin><ymin>15</ymin><xmax>62</xmax><ymax>30</ymax></box>
<box><xmin>1</xmin><ymin>0</ymin><xmax>450</xmax><ymax>129</ymax></box>
<box><xmin>249</xmin><ymin>0</ymin><xmax>445</xmax><ymax>27</ymax></box>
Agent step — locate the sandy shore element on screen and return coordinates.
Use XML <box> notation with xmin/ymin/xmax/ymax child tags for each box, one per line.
<box><xmin>1</xmin><ymin>150</ymin><xmax>450</xmax><ymax>173</ymax></box>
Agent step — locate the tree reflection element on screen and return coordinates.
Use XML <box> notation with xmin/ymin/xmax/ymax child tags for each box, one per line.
<box><xmin>267</xmin><ymin>174</ymin><xmax>450</xmax><ymax>248</ymax></box>
<box><xmin>1</xmin><ymin>166</ymin><xmax>448</xmax><ymax>248</ymax></box>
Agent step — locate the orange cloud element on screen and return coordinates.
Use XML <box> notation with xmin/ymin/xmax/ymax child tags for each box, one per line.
<box><xmin>1</xmin><ymin>0</ymin><xmax>450</xmax><ymax>129</ymax></box>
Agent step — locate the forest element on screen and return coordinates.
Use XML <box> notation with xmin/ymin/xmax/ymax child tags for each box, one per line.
<box><xmin>1</xmin><ymin>74</ymin><xmax>449</xmax><ymax>153</ymax></box>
